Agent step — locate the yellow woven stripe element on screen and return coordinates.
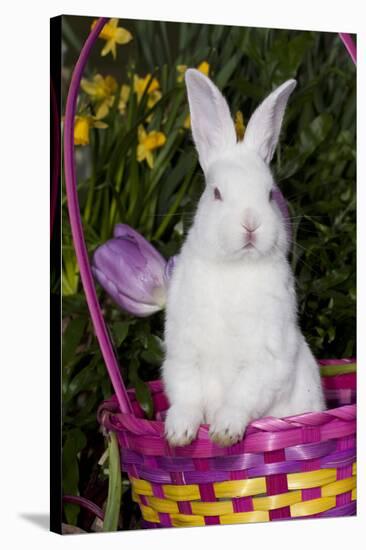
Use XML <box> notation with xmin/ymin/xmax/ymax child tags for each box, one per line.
<box><xmin>130</xmin><ymin>477</ymin><xmax>154</xmax><ymax>496</ymax></box>
<box><xmin>147</xmin><ymin>495</ymin><xmax>179</xmax><ymax>514</ymax></box>
<box><xmin>170</xmin><ymin>514</ymin><xmax>205</xmax><ymax>527</ymax></box>
<box><xmin>291</xmin><ymin>496</ymin><xmax>336</xmax><ymax>517</ymax></box>
<box><xmin>163</xmin><ymin>483</ymin><xmax>200</xmax><ymax>501</ymax></box>
<box><xmin>252</xmin><ymin>490</ymin><xmax>302</xmax><ymax>511</ymax></box>
<box><xmin>133</xmin><ymin>477</ymin><xmax>268</xmax><ymax>501</ymax></box>
<box><xmin>287</xmin><ymin>468</ymin><xmax>336</xmax><ymax>490</ymax></box>
<box><xmin>220</xmin><ymin>511</ymin><xmax>270</xmax><ymax>524</ymax></box>
<box><xmin>352</xmin><ymin>462</ymin><xmax>356</xmax><ymax>475</ymax></box>
<box><xmin>139</xmin><ymin>503</ymin><xmax>160</xmax><ymax>523</ymax></box>
<box><xmin>136</xmin><ymin>490</ymin><xmax>357</xmax><ymax>526</ymax></box>
<box><xmin>131</xmin><ymin>467</ymin><xmax>355</xmax><ymax>501</ymax></box>
<box><xmin>352</xmin><ymin>488</ymin><xmax>356</xmax><ymax>500</ymax></box>
<box><xmin>321</xmin><ymin>476</ymin><xmax>356</xmax><ymax>497</ymax></box>
<box><xmin>139</xmin><ymin>503</ymin><xmax>269</xmax><ymax>527</ymax></box>
<box><xmin>214</xmin><ymin>478</ymin><xmax>266</xmax><ymax>498</ymax></box>
<box><xmin>191</xmin><ymin>500</ymin><xmax>233</xmax><ymax>516</ymax></box>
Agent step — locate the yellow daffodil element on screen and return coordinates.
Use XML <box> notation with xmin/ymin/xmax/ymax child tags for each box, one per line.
<box><xmin>235</xmin><ymin>111</ymin><xmax>246</xmax><ymax>141</ymax></box>
<box><xmin>81</xmin><ymin>74</ymin><xmax>117</xmax><ymax>119</ymax></box>
<box><xmin>196</xmin><ymin>61</ymin><xmax>210</xmax><ymax>76</ymax></box>
<box><xmin>74</xmin><ymin>115</ymin><xmax>108</xmax><ymax>146</ymax></box>
<box><xmin>133</xmin><ymin>74</ymin><xmax>160</xmax><ymax>103</ymax></box>
<box><xmin>183</xmin><ymin>114</ymin><xmax>191</xmax><ymax>129</ymax></box>
<box><xmin>118</xmin><ymin>84</ymin><xmax>131</xmax><ymax>114</ymax></box>
<box><xmin>147</xmin><ymin>89</ymin><xmax>162</xmax><ymax>110</ymax></box>
<box><xmin>92</xmin><ymin>18</ymin><xmax>132</xmax><ymax>59</ymax></box>
<box><xmin>177</xmin><ymin>61</ymin><xmax>210</xmax><ymax>83</ymax></box>
<box><xmin>137</xmin><ymin>125</ymin><xmax>166</xmax><ymax>168</ymax></box>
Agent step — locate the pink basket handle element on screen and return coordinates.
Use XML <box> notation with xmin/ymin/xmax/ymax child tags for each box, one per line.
<box><xmin>63</xmin><ymin>17</ymin><xmax>132</xmax><ymax>415</ymax></box>
<box><xmin>339</xmin><ymin>33</ymin><xmax>356</xmax><ymax>64</ymax></box>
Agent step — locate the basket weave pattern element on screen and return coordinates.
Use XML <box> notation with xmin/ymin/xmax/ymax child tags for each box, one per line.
<box><xmin>99</xmin><ymin>359</ymin><xmax>356</xmax><ymax>527</ymax></box>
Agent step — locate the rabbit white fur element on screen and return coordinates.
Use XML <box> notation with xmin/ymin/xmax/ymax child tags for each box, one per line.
<box><xmin>162</xmin><ymin>69</ymin><xmax>325</xmax><ymax>447</ymax></box>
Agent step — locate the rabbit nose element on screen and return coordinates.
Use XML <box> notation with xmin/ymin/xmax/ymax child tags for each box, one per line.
<box><xmin>242</xmin><ymin>209</ymin><xmax>261</xmax><ymax>233</ymax></box>
<box><xmin>242</xmin><ymin>223</ymin><xmax>260</xmax><ymax>233</ymax></box>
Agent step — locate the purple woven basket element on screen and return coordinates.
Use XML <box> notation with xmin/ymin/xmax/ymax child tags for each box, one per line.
<box><xmin>63</xmin><ymin>18</ymin><xmax>356</xmax><ymax>528</ymax></box>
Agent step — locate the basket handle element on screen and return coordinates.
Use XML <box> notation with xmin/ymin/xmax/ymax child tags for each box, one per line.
<box><xmin>63</xmin><ymin>17</ymin><xmax>132</xmax><ymax>415</ymax></box>
<box><xmin>339</xmin><ymin>33</ymin><xmax>356</xmax><ymax>64</ymax></box>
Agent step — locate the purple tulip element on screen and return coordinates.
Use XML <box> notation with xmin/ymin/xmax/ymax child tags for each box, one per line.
<box><xmin>92</xmin><ymin>224</ymin><xmax>169</xmax><ymax>317</ymax></box>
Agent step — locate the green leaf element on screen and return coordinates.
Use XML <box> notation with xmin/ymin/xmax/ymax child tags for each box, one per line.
<box><xmin>111</xmin><ymin>321</ymin><xmax>130</xmax><ymax>347</ymax></box>
<box><xmin>103</xmin><ymin>432</ymin><xmax>122</xmax><ymax>532</ymax></box>
<box><xmin>62</xmin><ymin>318</ymin><xmax>86</xmax><ymax>368</ymax></box>
<box><xmin>141</xmin><ymin>335</ymin><xmax>165</xmax><ymax>366</ymax></box>
<box><xmin>62</xmin><ymin>428</ymin><xmax>87</xmax><ymax>525</ymax></box>
<box><xmin>63</xmin><ymin>355</ymin><xmax>100</xmax><ymax>403</ymax></box>
<box><xmin>299</xmin><ymin>113</ymin><xmax>333</xmax><ymax>154</ymax></box>
<box><xmin>129</xmin><ymin>358</ymin><xmax>154</xmax><ymax>418</ymax></box>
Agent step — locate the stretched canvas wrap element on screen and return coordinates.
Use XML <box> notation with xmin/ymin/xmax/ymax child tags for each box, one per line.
<box><xmin>50</xmin><ymin>14</ymin><xmax>356</xmax><ymax>534</ymax></box>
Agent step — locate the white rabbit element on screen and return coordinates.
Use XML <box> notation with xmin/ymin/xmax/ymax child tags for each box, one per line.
<box><xmin>162</xmin><ymin>69</ymin><xmax>325</xmax><ymax>447</ymax></box>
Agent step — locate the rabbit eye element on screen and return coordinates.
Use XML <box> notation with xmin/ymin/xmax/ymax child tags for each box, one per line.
<box><xmin>214</xmin><ymin>187</ymin><xmax>222</xmax><ymax>201</ymax></box>
<box><xmin>269</xmin><ymin>189</ymin><xmax>274</xmax><ymax>201</ymax></box>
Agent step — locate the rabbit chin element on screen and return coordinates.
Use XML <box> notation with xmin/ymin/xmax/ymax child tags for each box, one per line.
<box><xmin>186</xmin><ymin>228</ymin><xmax>288</xmax><ymax>263</ymax></box>
<box><xmin>221</xmin><ymin>242</ymin><xmax>283</xmax><ymax>264</ymax></box>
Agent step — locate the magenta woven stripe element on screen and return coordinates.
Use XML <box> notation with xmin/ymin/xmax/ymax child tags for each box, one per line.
<box><xmin>119</xmin><ymin>439</ymin><xmax>354</xmax><ymax>471</ymax></box>
<box><xmin>199</xmin><ymin>482</ymin><xmax>220</xmax><ymax>525</ymax></box>
<box><xmin>336</xmin><ymin>465</ymin><xmax>354</xmax><ymax>507</ymax></box>
<box><xmin>320</xmin><ymin>501</ymin><xmax>356</xmax><ymax>517</ymax></box>
<box><xmin>103</xmin><ymin>417</ymin><xmax>356</xmax><ymax>457</ymax></box>
<box><xmin>323</xmin><ymin>373</ymin><xmax>356</xmax><ymax>390</ymax></box>
<box><xmin>230</xmin><ymin>470</ymin><xmax>254</xmax><ymax>513</ymax></box>
<box><xmin>177</xmin><ymin>500</ymin><xmax>192</xmax><ymax>515</ymax></box>
<box><xmin>152</xmin><ymin>483</ymin><xmax>172</xmax><ymax>527</ymax></box>
<box><xmin>122</xmin><ymin>451</ymin><xmax>355</xmax><ymax>485</ymax></box>
<box><xmin>301</xmin><ymin>458</ymin><xmax>322</xmax><ymax>501</ymax></box>
<box><xmin>318</xmin><ymin>358</ymin><xmax>356</xmax><ymax>366</ymax></box>
<box><xmin>264</xmin><ymin>450</ymin><xmax>291</xmax><ymax>520</ymax></box>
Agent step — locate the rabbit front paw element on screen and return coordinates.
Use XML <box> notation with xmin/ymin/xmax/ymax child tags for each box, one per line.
<box><xmin>164</xmin><ymin>405</ymin><xmax>202</xmax><ymax>447</ymax></box>
<box><xmin>209</xmin><ymin>407</ymin><xmax>248</xmax><ymax>447</ymax></box>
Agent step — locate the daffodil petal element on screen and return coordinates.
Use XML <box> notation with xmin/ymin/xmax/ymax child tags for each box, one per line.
<box><xmin>115</xmin><ymin>28</ymin><xmax>133</xmax><ymax>45</ymax></box>
<box><xmin>146</xmin><ymin>151</ymin><xmax>154</xmax><ymax>168</ymax></box>
<box><xmin>95</xmin><ymin>102</ymin><xmax>109</xmax><ymax>120</ymax></box>
<box><xmin>101</xmin><ymin>41</ymin><xmax>112</xmax><ymax>57</ymax></box>
<box><xmin>138</xmin><ymin>125</ymin><xmax>147</xmax><ymax>141</ymax></box>
<box><xmin>93</xmin><ymin>120</ymin><xmax>109</xmax><ymax>129</ymax></box>
<box><xmin>137</xmin><ymin>144</ymin><xmax>146</xmax><ymax>162</ymax></box>
<box><xmin>197</xmin><ymin>61</ymin><xmax>210</xmax><ymax>76</ymax></box>
<box><xmin>81</xmin><ymin>79</ymin><xmax>98</xmax><ymax>96</ymax></box>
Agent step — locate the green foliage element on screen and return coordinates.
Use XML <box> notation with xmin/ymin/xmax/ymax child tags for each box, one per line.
<box><xmin>60</xmin><ymin>18</ymin><xmax>355</xmax><ymax>531</ymax></box>
<box><xmin>103</xmin><ymin>432</ymin><xmax>122</xmax><ymax>532</ymax></box>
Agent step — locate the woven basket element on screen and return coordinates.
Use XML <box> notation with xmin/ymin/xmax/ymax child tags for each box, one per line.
<box><xmin>63</xmin><ymin>18</ymin><xmax>357</xmax><ymax>529</ymax></box>
<box><xmin>97</xmin><ymin>359</ymin><xmax>356</xmax><ymax>527</ymax></box>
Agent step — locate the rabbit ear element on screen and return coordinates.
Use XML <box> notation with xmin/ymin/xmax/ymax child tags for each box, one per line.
<box><xmin>185</xmin><ymin>69</ymin><xmax>237</xmax><ymax>173</ymax></box>
<box><xmin>243</xmin><ymin>79</ymin><xmax>297</xmax><ymax>164</ymax></box>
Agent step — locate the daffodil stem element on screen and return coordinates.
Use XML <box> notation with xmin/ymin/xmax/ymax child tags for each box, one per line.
<box><xmin>84</xmin><ymin>182</ymin><xmax>95</xmax><ymax>225</ymax></box>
